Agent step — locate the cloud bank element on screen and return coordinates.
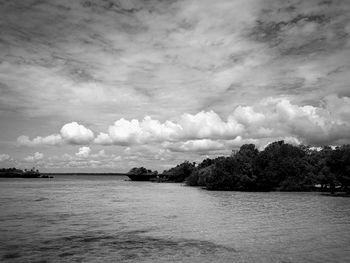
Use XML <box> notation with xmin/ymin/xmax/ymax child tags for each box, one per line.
<box><xmin>24</xmin><ymin>152</ymin><xmax>44</xmax><ymax>162</ymax></box>
<box><xmin>1</xmin><ymin>0</ymin><xmax>350</xmax><ymax>171</ymax></box>
<box><xmin>17</xmin><ymin>95</ymin><xmax>350</xmax><ymax>152</ymax></box>
<box><xmin>18</xmin><ymin>122</ymin><xmax>94</xmax><ymax>146</ymax></box>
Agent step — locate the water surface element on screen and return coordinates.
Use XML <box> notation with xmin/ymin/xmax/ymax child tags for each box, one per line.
<box><xmin>0</xmin><ymin>175</ymin><xmax>349</xmax><ymax>262</ymax></box>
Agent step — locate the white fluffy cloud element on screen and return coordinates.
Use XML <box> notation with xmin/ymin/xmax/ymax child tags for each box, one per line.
<box><xmin>60</xmin><ymin>122</ymin><xmax>94</xmax><ymax>145</ymax></box>
<box><xmin>0</xmin><ymin>154</ymin><xmax>11</xmax><ymax>162</ymax></box>
<box><xmin>94</xmin><ymin>95</ymin><xmax>350</xmax><ymax>146</ymax></box>
<box><xmin>43</xmin><ymin>148</ymin><xmax>124</xmax><ymax>170</ymax></box>
<box><xmin>231</xmin><ymin>96</ymin><xmax>350</xmax><ymax>145</ymax></box>
<box><xmin>17</xmin><ymin>134</ymin><xmax>62</xmax><ymax>146</ymax></box>
<box><xmin>178</xmin><ymin>111</ymin><xmax>244</xmax><ymax>139</ymax></box>
<box><xmin>94</xmin><ymin>116</ymin><xmax>182</xmax><ymax>145</ymax></box>
<box><xmin>93</xmin><ymin>111</ymin><xmax>243</xmax><ymax>146</ymax></box>
<box><xmin>15</xmin><ymin>95</ymin><xmax>350</xmax><ymax>150</ymax></box>
<box><xmin>18</xmin><ymin>122</ymin><xmax>94</xmax><ymax>146</ymax></box>
<box><xmin>93</xmin><ymin>132</ymin><xmax>113</xmax><ymax>145</ymax></box>
<box><xmin>163</xmin><ymin>139</ymin><xmax>225</xmax><ymax>152</ymax></box>
<box><xmin>75</xmin><ymin>146</ymin><xmax>91</xmax><ymax>158</ymax></box>
<box><xmin>24</xmin><ymin>152</ymin><xmax>44</xmax><ymax>162</ymax></box>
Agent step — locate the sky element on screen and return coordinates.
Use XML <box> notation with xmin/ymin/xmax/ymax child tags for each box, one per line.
<box><xmin>0</xmin><ymin>0</ymin><xmax>350</xmax><ymax>172</ymax></box>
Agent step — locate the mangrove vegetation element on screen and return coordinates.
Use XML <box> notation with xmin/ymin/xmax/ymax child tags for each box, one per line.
<box><xmin>129</xmin><ymin>141</ymin><xmax>350</xmax><ymax>194</ymax></box>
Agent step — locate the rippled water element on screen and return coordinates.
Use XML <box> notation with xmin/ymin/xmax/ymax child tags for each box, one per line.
<box><xmin>0</xmin><ymin>176</ymin><xmax>349</xmax><ymax>262</ymax></box>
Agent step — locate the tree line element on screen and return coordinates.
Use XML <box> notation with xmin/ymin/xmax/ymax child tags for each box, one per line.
<box><xmin>0</xmin><ymin>167</ymin><xmax>44</xmax><ymax>178</ymax></box>
<box><xmin>156</xmin><ymin>141</ymin><xmax>350</xmax><ymax>193</ymax></box>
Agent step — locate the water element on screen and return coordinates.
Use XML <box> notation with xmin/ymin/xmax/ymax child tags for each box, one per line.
<box><xmin>0</xmin><ymin>176</ymin><xmax>349</xmax><ymax>263</ymax></box>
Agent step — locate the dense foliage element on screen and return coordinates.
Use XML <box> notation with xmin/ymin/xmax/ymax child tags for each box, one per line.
<box><xmin>128</xmin><ymin>167</ymin><xmax>157</xmax><ymax>176</ymax></box>
<box><xmin>161</xmin><ymin>161</ymin><xmax>196</xmax><ymax>182</ymax></box>
<box><xmin>127</xmin><ymin>167</ymin><xmax>158</xmax><ymax>180</ymax></box>
<box><xmin>0</xmin><ymin>167</ymin><xmax>42</xmax><ymax>178</ymax></box>
<box><xmin>162</xmin><ymin>141</ymin><xmax>350</xmax><ymax>193</ymax></box>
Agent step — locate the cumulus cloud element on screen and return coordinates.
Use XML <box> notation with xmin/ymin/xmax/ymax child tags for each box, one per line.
<box><xmin>43</xmin><ymin>148</ymin><xmax>124</xmax><ymax>170</ymax></box>
<box><xmin>163</xmin><ymin>139</ymin><xmax>225</xmax><ymax>152</ymax></box>
<box><xmin>12</xmin><ymin>94</ymin><xmax>350</xmax><ymax>172</ymax></box>
<box><xmin>24</xmin><ymin>152</ymin><xmax>44</xmax><ymax>162</ymax></box>
<box><xmin>94</xmin><ymin>116</ymin><xmax>182</xmax><ymax>145</ymax></box>
<box><xmin>93</xmin><ymin>111</ymin><xmax>243</xmax><ymax>146</ymax></box>
<box><xmin>0</xmin><ymin>154</ymin><xmax>11</xmax><ymax>162</ymax></box>
<box><xmin>178</xmin><ymin>111</ymin><xmax>243</xmax><ymax>139</ymax></box>
<box><xmin>16</xmin><ymin>95</ymin><xmax>350</xmax><ymax>150</ymax></box>
<box><xmin>232</xmin><ymin>96</ymin><xmax>350</xmax><ymax>145</ymax></box>
<box><xmin>17</xmin><ymin>134</ymin><xmax>62</xmax><ymax>146</ymax></box>
<box><xmin>18</xmin><ymin>122</ymin><xmax>94</xmax><ymax>146</ymax></box>
<box><xmin>75</xmin><ymin>146</ymin><xmax>91</xmax><ymax>158</ymax></box>
<box><xmin>94</xmin><ymin>132</ymin><xmax>113</xmax><ymax>145</ymax></box>
<box><xmin>60</xmin><ymin>122</ymin><xmax>94</xmax><ymax>144</ymax></box>
<box><xmin>94</xmin><ymin>95</ymin><xmax>350</xmax><ymax>147</ymax></box>
<box><xmin>92</xmin><ymin>149</ymin><xmax>107</xmax><ymax>158</ymax></box>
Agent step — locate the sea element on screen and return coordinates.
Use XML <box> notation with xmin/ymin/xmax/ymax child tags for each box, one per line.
<box><xmin>0</xmin><ymin>175</ymin><xmax>349</xmax><ymax>262</ymax></box>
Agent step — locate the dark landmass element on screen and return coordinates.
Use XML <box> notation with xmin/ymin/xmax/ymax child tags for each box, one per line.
<box><xmin>42</xmin><ymin>173</ymin><xmax>128</xmax><ymax>176</ymax></box>
<box><xmin>0</xmin><ymin>168</ymin><xmax>51</xmax><ymax>178</ymax></box>
<box><xmin>130</xmin><ymin>140</ymin><xmax>350</xmax><ymax>195</ymax></box>
<box><xmin>126</xmin><ymin>167</ymin><xmax>158</xmax><ymax>181</ymax></box>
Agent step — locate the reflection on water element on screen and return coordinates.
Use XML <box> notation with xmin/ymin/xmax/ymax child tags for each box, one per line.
<box><xmin>2</xmin><ymin>230</ymin><xmax>236</xmax><ymax>262</ymax></box>
<box><xmin>0</xmin><ymin>176</ymin><xmax>349</xmax><ymax>262</ymax></box>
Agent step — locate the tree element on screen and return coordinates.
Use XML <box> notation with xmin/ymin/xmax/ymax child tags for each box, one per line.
<box><xmin>162</xmin><ymin>161</ymin><xmax>195</xmax><ymax>182</ymax></box>
<box><xmin>327</xmin><ymin>145</ymin><xmax>350</xmax><ymax>193</ymax></box>
<box><xmin>255</xmin><ymin>141</ymin><xmax>313</xmax><ymax>191</ymax></box>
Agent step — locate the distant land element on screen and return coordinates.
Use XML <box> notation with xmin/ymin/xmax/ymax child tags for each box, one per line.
<box><xmin>42</xmin><ymin>173</ymin><xmax>128</xmax><ymax>176</ymax></box>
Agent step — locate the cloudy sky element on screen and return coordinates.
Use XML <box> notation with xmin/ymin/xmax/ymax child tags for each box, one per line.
<box><xmin>1</xmin><ymin>0</ymin><xmax>350</xmax><ymax>172</ymax></box>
